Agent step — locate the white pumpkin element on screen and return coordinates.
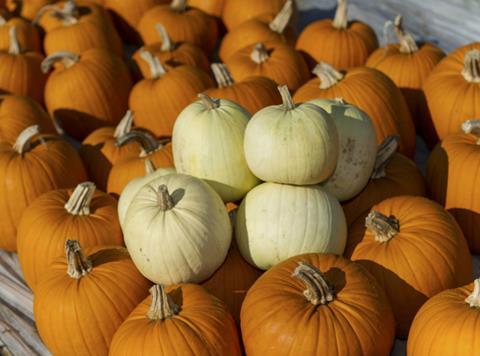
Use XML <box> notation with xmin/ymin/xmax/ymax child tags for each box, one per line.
<box><xmin>235</xmin><ymin>182</ymin><xmax>347</xmax><ymax>270</ymax></box>
<box><xmin>310</xmin><ymin>99</ymin><xmax>377</xmax><ymax>201</ymax></box>
<box><xmin>244</xmin><ymin>85</ymin><xmax>339</xmax><ymax>185</ymax></box>
<box><xmin>123</xmin><ymin>173</ymin><xmax>232</xmax><ymax>284</ymax></box>
<box><xmin>118</xmin><ymin>159</ymin><xmax>176</xmax><ymax>227</ymax></box>
<box><xmin>173</xmin><ymin>94</ymin><xmax>259</xmax><ymax>202</ymax></box>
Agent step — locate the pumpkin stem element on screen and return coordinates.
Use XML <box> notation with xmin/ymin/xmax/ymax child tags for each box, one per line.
<box><xmin>332</xmin><ymin>0</ymin><xmax>348</xmax><ymax>30</ymax></box>
<box><xmin>278</xmin><ymin>85</ymin><xmax>295</xmax><ymax>110</ymax></box>
<box><xmin>145</xmin><ymin>159</ymin><xmax>156</xmax><ymax>175</ymax></box>
<box><xmin>41</xmin><ymin>51</ymin><xmax>80</xmax><ymax>73</ymax></box>
<box><xmin>113</xmin><ymin>110</ymin><xmax>134</xmax><ymax>139</ymax></box>
<box><xmin>393</xmin><ymin>15</ymin><xmax>418</xmax><ymax>54</ymax></box>
<box><xmin>64</xmin><ymin>182</ymin><xmax>96</xmax><ymax>215</ymax></box>
<box><xmin>462</xmin><ymin>50</ymin><xmax>480</xmax><ymax>83</ymax></box>
<box><xmin>292</xmin><ymin>262</ymin><xmax>335</xmax><ymax>305</ymax></box>
<box><xmin>157</xmin><ymin>185</ymin><xmax>174</xmax><ymax>211</ymax></box>
<box><xmin>170</xmin><ymin>0</ymin><xmax>187</xmax><ymax>12</ymax></box>
<box><xmin>211</xmin><ymin>63</ymin><xmax>234</xmax><ymax>88</ymax></box>
<box><xmin>13</xmin><ymin>125</ymin><xmax>40</xmax><ymax>155</ymax></box>
<box><xmin>371</xmin><ymin>135</ymin><xmax>399</xmax><ymax>179</ymax></box>
<box><xmin>49</xmin><ymin>0</ymin><xmax>79</xmax><ymax>26</ymax></box>
<box><xmin>116</xmin><ymin>130</ymin><xmax>160</xmax><ymax>155</ymax></box>
<box><xmin>198</xmin><ymin>93</ymin><xmax>220</xmax><ymax>110</ymax></box>
<box><xmin>154</xmin><ymin>24</ymin><xmax>174</xmax><ymax>52</ymax></box>
<box><xmin>8</xmin><ymin>26</ymin><xmax>21</xmax><ymax>55</ymax></box>
<box><xmin>65</xmin><ymin>240</ymin><xmax>92</xmax><ymax>279</ymax></box>
<box><xmin>140</xmin><ymin>48</ymin><xmax>166</xmax><ymax>79</ymax></box>
<box><xmin>269</xmin><ymin>0</ymin><xmax>293</xmax><ymax>34</ymax></box>
<box><xmin>313</xmin><ymin>62</ymin><xmax>344</xmax><ymax>89</ymax></box>
<box><xmin>462</xmin><ymin>119</ymin><xmax>480</xmax><ymax>144</ymax></box>
<box><xmin>465</xmin><ymin>279</ymin><xmax>480</xmax><ymax>308</ymax></box>
<box><xmin>365</xmin><ymin>211</ymin><xmax>400</xmax><ymax>242</ymax></box>
<box><xmin>0</xmin><ymin>14</ymin><xmax>7</xmax><ymax>26</ymax></box>
<box><xmin>32</xmin><ymin>2</ymin><xmax>63</xmax><ymax>24</ymax></box>
<box><xmin>250</xmin><ymin>43</ymin><xmax>270</xmax><ymax>64</ymax></box>
<box><xmin>148</xmin><ymin>285</ymin><xmax>180</xmax><ymax>320</ymax></box>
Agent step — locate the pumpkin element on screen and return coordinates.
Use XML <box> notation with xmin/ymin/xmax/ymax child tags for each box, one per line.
<box><xmin>34</xmin><ymin>240</ymin><xmax>151</xmax><ymax>356</ymax></box>
<box><xmin>42</xmin><ymin>49</ymin><xmax>132</xmax><ymax>140</ymax></box>
<box><xmin>241</xmin><ymin>253</ymin><xmax>395</xmax><ymax>355</ymax></box>
<box><xmin>138</xmin><ymin>0</ymin><xmax>218</xmax><ymax>53</ymax></box>
<box><xmin>0</xmin><ymin>13</ymin><xmax>41</xmax><ymax>52</ymax></box>
<box><xmin>189</xmin><ymin>0</ymin><xmax>224</xmax><ymax>17</ymax></box>
<box><xmin>307</xmin><ymin>99</ymin><xmax>377</xmax><ymax>201</ymax></box>
<box><xmin>6</xmin><ymin>0</ymin><xmax>56</xmax><ymax>20</ymax></box>
<box><xmin>407</xmin><ymin>279</ymin><xmax>480</xmax><ymax>355</ymax></box>
<box><xmin>423</xmin><ymin>43</ymin><xmax>480</xmax><ymax>140</ymax></box>
<box><xmin>236</xmin><ymin>182</ymin><xmax>347</xmax><ymax>270</ymax></box>
<box><xmin>244</xmin><ymin>85</ymin><xmax>338</xmax><ymax>185</ymax></box>
<box><xmin>129</xmin><ymin>49</ymin><xmax>213</xmax><ymax>138</ymax></box>
<box><xmin>219</xmin><ymin>0</ymin><xmax>296</xmax><ymax>62</ymax></box>
<box><xmin>204</xmin><ymin>63</ymin><xmax>282</xmax><ymax>115</ymax></box>
<box><xmin>0</xmin><ymin>26</ymin><xmax>46</xmax><ymax>104</ymax></box>
<box><xmin>427</xmin><ymin>120</ymin><xmax>480</xmax><ymax>253</ymax></box>
<box><xmin>226</xmin><ymin>42</ymin><xmax>309</xmax><ymax>92</ymax></box>
<box><xmin>347</xmin><ymin>196</ymin><xmax>473</xmax><ymax>338</ymax></box>
<box><xmin>17</xmin><ymin>182</ymin><xmax>123</xmax><ymax>290</ymax></box>
<box><xmin>123</xmin><ymin>174</ymin><xmax>232</xmax><ymax>284</ymax></box>
<box><xmin>79</xmin><ymin>111</ymin><xmax>143</xmax><ymax>191</ymax></box>
<box><xmin>107</xmin><ymin>130</ymin><xmax>174</xmax><ymax>196</ymax></box>
<box><xmin>296</xmin><ymin>0</ymin><xmax>378</xmax><ymax>69</ymax></box>
<box><xmin>132</xmin><ymin>23</ymin><xmax>209</xmax><ymax>77</ymax></box>
<box><xmin>342</xmin><ymin>136</ymin><xmax>426</xmax><ymax>227</ymax></box>
<box><xmin>366</xmin><ymin>15</ymin><xmax>445</xmax><ymax>148</ymax></box>
<box><xmin>0</xmin><ymin>94</ymin><xmax>56</xmax><ymax>143</ymax></box>
<box><xmin>173</xmin><ymin>93</ymin><xmax>259</xmax><ymax>202</ymax></box>
<box><xmin>294</xmin><ymin>62</ymin><xmax>416</xmax><ymax>157</ymax></box>
<box><xmin>0</xmin><ymin>126</ymin><xmax>87</xmax><ymax>252</ymax></box>
<box><xmin>110</xmin><ymin>284</ymin><xmax>241</xmax><ymax>355</ymax></box>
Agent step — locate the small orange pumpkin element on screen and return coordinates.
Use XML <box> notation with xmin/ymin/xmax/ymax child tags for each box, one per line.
<box><xmin>0</xmin><ymin>13</ymin><xmax>41</xmax><ymax>52</ymax></box>
<box><xmin>189</xmin><ymin>0</ymin><xmax>224</xmax><ymax>17</ymax></box>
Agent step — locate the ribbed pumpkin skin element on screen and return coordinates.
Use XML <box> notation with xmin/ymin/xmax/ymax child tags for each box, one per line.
<box><xmin>17</xmin><ymin>188</ymin><xmax>123</xmax><ymax>290</ymax></box>
<box><xmin>407</xmin><ymin>282</ymin><xmax>480</xmax><ymax>356</ymax></box>
<box><xmin>129</xmin><ymin>66</ymin><xmax>213</xmax><ymax>137</ymax></box>
<box><xmin>347</xmin><ymin>196</ymin><xmax>473</xmax><ymax>338</ymax></box>
<box><xmin>424</xmin><ymin>42</ymin><xmax>480</xmax><ymax>140</ymax></box>
<box><xmin>189</xmin><ymin>0</ymin><xmax>225</xmax><ymax>17</ymax></box>
<box><xmin>294</xmin><ymin>67</ymin><xmax>416</xmax><ymax>158</ymax></box>
<box><xmin>297</xmin><ymin>19</ymin><xmax>378</xmax><ymax>69</ymax></box>
<box><xmin>110</xmin><ymin>284</ymin><xmax>242</xmax><ymax>356</ymax></box>
<box><xmin>0</xmin><ymin>136</ymin><xmax>87</xmax><ymax>252</ymax></box>
<box><xmin>367</xmin><ymin>43</ymin><xmax>445</xmax><ymax>147</ymax></box>
<box><xmin>342</xmin><ymin>153</ymin><xmax>426</xmax><ymax>227</ymax></box>
<box><xmin>241</xmin><ymin>253</ymin><xmax>395</xmax><ymax>356</ymax></box>
<box><xmin>34</xmin><ymin>246</ymin><xmax>152</xmax><ymax>356</ymax></box>
<box><xmin>6</xmin><ymin>0</ymin><xmax>56</xmax><ymax>20</ymax></box>
<box><xmin>427</xmin><ymin>132</ymin><xmax>480</xmax><ymax>253</ymax></box>
<box><xmin>0</xmin><ymin>95</ymin><xmax>55</xmax><ymax>143</ymax></box>
<box><xmin>44</xmin><ymin>49</ymin><xmax>132</xmax><ymax>140</ymax></box>
<box><xmin>0</xmin><ymin>18</ymin><xmax>41</xmax><ymax>52</ymax></box>
<box><xmin>222</xmin><ymin>0</ymin><xmax>288</xmax><ymax>30</ymax></box>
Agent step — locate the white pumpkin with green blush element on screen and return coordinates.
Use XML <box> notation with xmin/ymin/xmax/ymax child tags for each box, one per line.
<box><xmin>123</xmin><ymin>173</ymin><xmax>231</xmax><ymax>284</ymax></box>
<box><xmin>235</xmin><ymin>182</ymin><xmax>347</xmax><ymax>270</ymax></box>
<box><xmin>244</xmin><ymin>85</ymin><xmax>339</xmax><ymax>185</ymax></box>
<box><xmin>172</xmin><ymin>93</ymin><xmax>259</xmax><ymax>202</ymax></box>
<box><xmin>308</xmin><ymin>98</ymin><xmax>377</xmax><ymax>201</ymax></box>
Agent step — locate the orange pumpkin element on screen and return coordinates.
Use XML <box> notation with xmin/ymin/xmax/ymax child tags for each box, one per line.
<box><xmin>407</xmin><ymin>279</ymin><xmax>480</xmax><ymax>356</ymax></box>
<box><xmin>296</xmin><ymin>0</ymin><xmax>378</xmax><ymax>69</ymax></box>
<box><xmin>0</xmin><ymin>26</ymin><xmax>46</xmax><ymax>104</ymax></box>
<box><xmin>138</xmin><ymin>0</ymin><xmax>218</xmax><ymax>53</ymax></box>
<box><xmin>6</xmin><ymin>0</ymin><xmax>56</xmax><ymax>20</ymax></box>
<box><xmin>42</xmin><ymin>49</ymin><xmax>132</xmax><ymax>140</ymax></box>
<box><xmin>427</xmin><ymin>120</ymin><xmax>480</xmax><ymax>253</ymax></box>
<box><xmin>219</xmin><ymin>0</ymin><xmax>296</xmax><ymax>62</ymax></box>
<box><xmin>107</xmin><ymin>130</ymin><xmax>174</xmax><ymax>196</ymax></box>
<box><xmin>0</xmin><ymin>125</ymin><xmax>87</xmax><ymax>252</ymax></box>
<box><xmin>34</xmin><ymin>241</ymin><xmax>151</xmax><ymax>356</ymax></box>
<box><xmin>347</xmin><ymin>196</ymin><xmax>473</xmax><ymax>338</ymax></box>
<box><xmin>366</xmin><ymin>15</ymin><xmax>445</xmax><ymax>148</ymax></box>
<box><xmin>204</xmin><ymin>63</ymin><xmax>282</xmax><ymax>115</ymax></box>
<box><xmin>226</xmin><ymin>42</ymin><xmax>309</xmax><ymax>92</ymax></box>
<box><xmin>110</xmin><ymin>284</ymin><xmax>241</xmax><ymax>355</ymax></box>
<box><xmin>293</xmin><ymin>63</ymin><xmax>416</xmax><ymax>157</ymax></box>
<box><xmin>189</xmin><ymin>0</ymin><xmax>224</xmax><ymax>17</ymax></box>
<box><xmin>241</xmin><ymin>253</ymin><xmax>395</xmax><ymax>355</ymax></box>
<box><xmin>0</xmin><ymin>13</ymin><xmax>41</xmax><ymax>52</ymax></box>
<box><xmin>423</xmin><ymin>43</ymin><xmax>480</xmax><ymax>140</ymax></box>
<box><xmin>129</xmin><ymin>49</ymin><xmax>213</xmax><ymax>137</ymax></box>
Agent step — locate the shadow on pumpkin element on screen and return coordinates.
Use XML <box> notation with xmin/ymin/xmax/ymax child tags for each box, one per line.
<box><xmin>90</xmin><ymin>247</ymin><xmax>130</xmax><ymax>266</ymax></box>
<box><xmin>449</xmin><ymin>208</ymin><xmax>480</xmax><ymax>253</ymax></box>
<box><xmin>79</xmin><ymin>142</ymin><xmax>112</xmax><ymax>191</ymax></box>
<box><xmin>324</xmin><ymin>267</ymin><xmax>346</xmax><ymax>296</ymax></box>
<box><xmin>107</xmin><ymin>9</ymin><xmax>143</xmax><ymax>46</ymax></box>
<box><xmin>168</xmin><ymin>286</ymin><xmax>184</xmax><ymax>312</ymax></box>
<box><xmin>53</xmin><ymin>109</ymin><xmax>118</xmax><ymax>141</ymax></box>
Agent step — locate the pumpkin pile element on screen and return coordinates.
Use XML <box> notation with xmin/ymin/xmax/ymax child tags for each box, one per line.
<box><xmin>0</xmin><ymin>0</ymin><xmax>478</xmax><ymax>355</ymax></box>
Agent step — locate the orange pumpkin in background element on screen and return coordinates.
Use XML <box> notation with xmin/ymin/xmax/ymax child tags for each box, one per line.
<box><xmin>189</xmin><ymin>0</ymin><xmax>225</xmax><ymax>17</ymax></box>
<box><xmin>0</xmin><ymin>13</ymin><xmax>41</xmax><ymax>52</ymax></box>
<box><xmin>6</xmin><ymin>0</ymin><xmax>56</xmax><ymax>20</ymax></box>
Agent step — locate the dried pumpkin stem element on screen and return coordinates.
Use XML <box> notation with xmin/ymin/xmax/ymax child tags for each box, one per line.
<box><xmin>140</xmin><ymin>48</ymin><xmax>166</xmax><ymax>79</ymax></box>
<box><xmin>372</xmin><ymin>135</ymin><xmax>399</xmax><ymax>179</ymax></box>
<box><xmin>170</xmin><ymin>0</ymin><xmax>187</xmax><ymax>12</ymax></box>
<box><xmin>465</xmin><ymin>279</ymin><xmax>480</xmax><ymax>308</ymax></box>
<box><xmin>462</xmin><ymin>50</ymin><xmax>480</xmax><ymax>83</ymax></box>
<box><xmin>65</xmin><ymin>240</ymin><xmax>92</xmax><ymax>279</ymax></box>
<box><xmin>313</xmin><ymin>62</ymin><xmax>344</xmax><ymax>89</ymax></box>
<box><xmin>211</xmin><ymin>63</ymin><xmax>234</xmax><ymax>88</ymax></box>
<box><xmin>292</xmin><ymin>262</ymin><xmax>335</xmax><ymax>305</ymax></box>
<box><xmin>49</xmin><ymin>0</ymin><xmax>79</xmax><ymax>26</ymax></box>
<box><xmin>278</xmin><ymin>85</ymin><xmax>295</xmax><ymax>110</ymax></box>
<box><xmin>0</xmin><ymin>14</ymin><xmax>7</xmax><ymax>26</ymax></box>
<box><xmin>41</xmin><ymin>51</ymin><xmax>80</xmax><ymax>73</ymax></box>
<box><xmin>332</xmin><ymin>0</ymin><xmax>348</xmax><ymax>30</ymax></box>
<box><xmin>250</xmin><ymin>43</ymin><xmax>270</xmax><ymax>64</ymax></box>
<box><xmin>8</xmin><ymin>26</ymin><xmax>21</xmax><ymax>55</ymax></box>
<box><xmin>157</xmin><ymin>185</ymin><xmax>174</xmax><ymax>211</ymax></box>
<box><xmin>13</xmin><ymin>125</ymin><xmax>40</xmax><ymax>154</ymax></box>
<box><xmin>462</xmin><ymin>119</ymin><xmax>480</xmax><ymax>144</ymax></box>
<box><xmin>155</xmin><ymin>24</ymin><xmax>174</xmax><ymax>52</ymax></box>
<box><xmin>113</xmin><ymin>110</ymin><xmax>134</xmax><ymax>139</ymax></box>
<box><xmin>116</xmin><ymin>130</ymin><xmax>160</xmax><ymax>154</ymax></box>
<box><xmin>148</xmin><ymin>285</ymin><xmax>180</xmax><ymax>320</ymax></box>
<box><xmin>145</xmin><ymin>159</ymin><xmax>156</xmax><ymax>175</ymax></box>
<box><xmin>269</xmin><ymin>0</ymin><xmax>293</xmax><ymax>34</ymax></box>
<box><xmin>198</xmin><ymin>93</ymin><xmax>220</xmax><ymax>109</ymax></box>
<box><xmin>32</xmin><ymin>2</ymin><xmax>63</xmax><ymax>24</ymax></box>
<box><xmin>64</xmin><ymin>182</ymin><xmax>96</xmax><ymax>215</ymax></box>
<box><xmin>365</xmin><ymin>211</ymin><xmax>400</xmax><ymax>242</ymax></box>
<box><xmin>393</xmin><ymin>15</ymin><xmax>418</xmax><ymax>54</ymax></box>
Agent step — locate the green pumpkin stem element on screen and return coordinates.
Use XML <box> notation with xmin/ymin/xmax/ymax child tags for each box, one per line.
<box><xmin>211</xmin><ymin>63</ymin><xmax>234</xmax><ymax>88</ymax></box>
<box><xmin>293</xmin><ymin>262</ymin><xmax>335</xmax><ymax>305</ymax></box>
<box><xmin>64</xmin><ymin>182</ymin><xmax>96</xmax><ymax>215</ymax></box>
<box><xmin>269</xmin><ymin>0</ymin><xmax>293</xmax><ymax>34</ymax></box>
<box><xmin>250</xmin><ymin>43</ymin><xmax>270</xmax><ymax>64</ymax></box>
<box><xmin>332</xmin><ymin>0</ymin><xmax>348</xmax><ymax>30</ymax></box>
<box><xmin>372</xmin><ymin>135</ymin><xmax>400</xmax><ymax>179</ymax></box>
<box><xmin>41</xmin><ymin>51</ymin><xmax>80</xmax><ymax>73</ymax></box>
<box><xmin>13</xmin><ymin>125</ymin><xmax>40</xmax><ymax>154</ymax></box>
<box><xmin>365</xmin><ymin>211</ymin><xmax>400</xmax><ymax>242</ymax></box>
<box><xmin>155</xmin><ymin>24</ymin><xmax>174</xmax><ymax>52</ymax></box>
<box><xmin>65</xmin><ymin>240</ymin><xmax>92</xmax><ymax>279</ymax></box>
<box><xmin>393</xmin><ymin>15</ymin><xmax>418</xmax><ymax>54</ymax></box>
<box><xmin>148</xmin><ymin>285</ymin><xmax>180</xmax><ymax>320</ymax></box>
<box><xmin>145</xmin><ymin>159</ymin><xmax>156</xmax><ymax>175</ymax></box>
<box><xmin>116</xmin><ymin>130</ymin><xmax>160</xmax><ymax>155</ymax></box>
<box><xmin>462</xmin><ymin>120</ymin><xmax>480</xmax><ymax>145</ymax></box>
<box><xmin>113</xmin><ymin>110</ymin><xmax>134</xmax><ymax>139</ymax></box>
<box><xmin>313</xmin><ymin>62</ymin><xmax>344</xmax><ymax>89</ymax></box>
<box><xmin>198</xmin><ymin>93</ymin><xmax>220</xmax><ymax>110</ymax></box>
<box><xmin>465</xmin><ymin>279</ymin><xmax>480</xmax><ymax>308</ymax></box>
<box><xmin>157</xmin><ymin>185</ymin><xmax>174</xmax><ymax>211</ymax></box>
<box><xmin>278</xmin><ymin>85</ymin><xmax>295</xmax><ymax>110</ymax></box>
<box><xmin>462</xmin><ymin>50</ymin><xmax>480</xmax><ymax>83</ymax></box>
<box><xmin>170</xmin><ymin>0</ymin><xmax>187</xmax><ymax>12</ymax></box>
